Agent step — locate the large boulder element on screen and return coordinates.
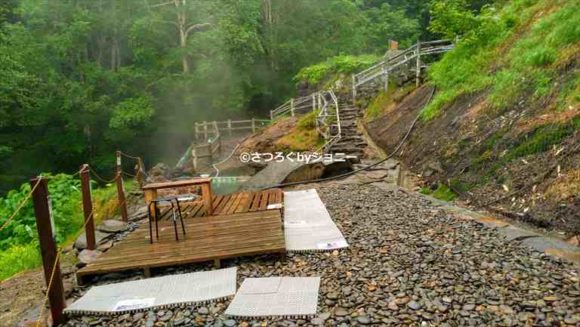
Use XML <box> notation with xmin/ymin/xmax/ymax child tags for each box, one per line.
<box><xmin>74</xmin><ymin>231</ymin><xmax>112</xmax><ymax>251</ymax></box>
<box><xmin>97</xmin><ymin>219</ymin><xmax>128</xmax><ymax>233</ymax></box>
<box><xmin>77</xmin><ymin>249</ymin><xmax>102</xmax><ymax>267</ymax></box>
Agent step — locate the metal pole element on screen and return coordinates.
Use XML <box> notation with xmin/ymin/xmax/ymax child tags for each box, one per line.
<box><xmin>80</xmin><ymin>165</ymin><xmax>96</xmax><ymax>250</ymax></box>
<box><xmin>31</xmin><ymin>177</ymin><xmax>66</xmax><ymax>326</ymax></box>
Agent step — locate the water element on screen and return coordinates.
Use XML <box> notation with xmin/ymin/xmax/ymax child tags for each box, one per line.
<box><xmin>211</xmin><ymin>176</ymin><xmax>249</xmax><ymax>195</ymax></box>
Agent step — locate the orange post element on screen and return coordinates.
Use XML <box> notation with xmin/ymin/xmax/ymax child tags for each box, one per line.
<box><xmin>80</xmin><ymin>164</ymin><xmax>96</xmax><ymax>250</ymax></box>
<box><xmin>30</xmin><ymin>177</ymin><xmax>66</xmax><ymax>326</ymax></box>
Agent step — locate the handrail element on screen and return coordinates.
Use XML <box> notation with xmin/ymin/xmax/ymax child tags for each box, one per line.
<box><xmin>315</xmin><ymin>90</ymin><xmax>341</xmax><ymax>153</ymax></box>
<box><xmin>352</xmin><ymin>39</ymin><xmax>454</xmax><ymax>97</ymax></box>
<box><xmin>194</xmin><ymin>118</ymin><xmax>269</xmax><ymax>140</ymax></box>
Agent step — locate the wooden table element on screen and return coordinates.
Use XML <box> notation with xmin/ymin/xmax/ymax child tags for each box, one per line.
<box><xmin>143</xmin><ymin>178</ymin><xmax>213</xmax><ymax>217</ymax></box>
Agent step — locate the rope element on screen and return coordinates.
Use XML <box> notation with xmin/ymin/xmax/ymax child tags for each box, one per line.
<box><xmin>118</xmin><ymin>151</ymin><xmax>141</xmax><ymax>161</ymax></box>
<box><xmin>36</xmin><ymin>193</ymin><xmax>129</xmax><ymax>326</ymax></box>
<box><xmin>89</xmin><ymin>169</ymin><xmax>117</xmax><ymax>184</ymax></box>
<box><xmin>0</xmin><ymin>179</ymin><xmax>41</xmax><ymax>233</ymax></box>
<box><xmin>264</xmin><ymin>87</ymin><xmax>435</xmax><ymax>189</ymax></box>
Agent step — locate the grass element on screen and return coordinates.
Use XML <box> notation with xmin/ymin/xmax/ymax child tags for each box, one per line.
<box><xmin>422</xmin><ymin>0</ymin><xmax>579</xmax><ymax>120</ymax></box>
<box><xmin>502</xmin><ymin>118</ymin><xmax>579</xmax><ymax>162</ymax></box>
<box><xmin>0</xmin><ymin>243</ymin><xmax>41</xmax><ymax>280</ymax></box>
<box><xmin>294</xmin><ymin>54</ymin><xmax>379</xmax><ymax>86</ymax></box>
<box><xmin>420</xmin><ymin>183</ymin><xmax>457</xmax><ymax>202</ymax></box>
<box><xmin>0</xmin><ymin>179</ymin><xmax>126</xmax><ymax>281</ymax></box>
<box><xmin>365</xmin><ymin>83</ymin><xmax>416</xmax><ymax>121</ymax></box>
<box><xmin>275</xmin><ymin>111</ymin><xmax>324</xmax><ymax>151</ymax></box>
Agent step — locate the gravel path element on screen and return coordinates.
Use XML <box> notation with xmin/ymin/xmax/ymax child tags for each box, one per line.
<box><xmin>64</xmin><ymin>184</ymin><xmax>579</xmax><ymax>327</ymax></box>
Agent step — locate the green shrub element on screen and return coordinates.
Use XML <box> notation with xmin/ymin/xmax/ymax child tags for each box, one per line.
<box><xmin>423</xmin><ymin>0</ymin><xmax>579</xmax><ymax>119</ymax></box>
<box><xmin>0</xmin><ymin>174</ymin><xmax>122</xmax><ymax>280</ymax></box>
<box><xmin>420</xmin><ymin>183</ymin><xmax>457</xmax><ymax>202</ymax></box>
<box><xmin>294</xmin><ymin>54</ymin><xmax>378</xmax><ymax>86</ymax></box>
<box><xmin>504</xmin><ymin>118</ymin><xmax>579</xmax><ymax>162</ymax></box>
<box><xmin>0</xmin><ymin>243</ymin><xmax>41</xmax><ymax>280</ymax></box>
<box><xmin>297</xmin><ymin>110</ymin><xmax>318</xmax><ymax>130</ymax></box>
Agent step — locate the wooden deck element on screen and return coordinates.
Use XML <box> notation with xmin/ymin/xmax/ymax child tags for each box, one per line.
<box><xmin>77</xmin><ymin>189</ymin><xmax>285</xmax><ymax>284</ymax></box>
<box><xmin>157</xmin><ymin>188</ymin><xmax>283</xmax><ymax>218</ymax></box>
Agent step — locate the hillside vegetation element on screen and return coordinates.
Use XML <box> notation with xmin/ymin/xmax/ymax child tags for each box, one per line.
<box><xmin>366</xmin><ymin>0</ymin><xmax>579</xmax><ymax>235</ymax></box>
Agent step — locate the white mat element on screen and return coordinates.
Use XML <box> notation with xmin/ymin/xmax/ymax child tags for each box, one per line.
<box><xmin>65</xmin><ymin>268</ymin><xmax>237</xmax><ymax>315</ymax></box>
<box><xmin>284</xmin><ymin>189</ymin><xmax>348</xmax><ymax>252</ymax></box>
<box><xmin>225</xmin><ymin>277</ymin><xmax>320</xmax><ymax>318</ymax></box>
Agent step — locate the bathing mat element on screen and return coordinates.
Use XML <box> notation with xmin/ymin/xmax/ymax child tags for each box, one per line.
<box><xmin>225</xmin><ymin>277</ymin><xmax>320</xmax><ymax>318</ymax></box>
<box><xmin>283</xmin><ymin>189</ymin><xmax>348</xmax><ymax>252</ymax></box>
<box><xmin>64</xmin><ymin>267</ymin><xmax>237</xmax><ymax>315</ymax></box>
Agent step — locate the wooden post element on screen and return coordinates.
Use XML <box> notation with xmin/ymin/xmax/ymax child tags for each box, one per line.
<box><xmin>270</xmin><ymin>110</ymin><xmax>274</xmax><ymax>120</ymax></box>
<box><xmin>203</xmin><ymin>121</ymin><xmax>208</xmax><ymax>140</ymax></box>
<box><xmin>290</xmin><ymin>98</ymin><xmax>295</xmax><ymax>116</ymax></box>
<box><xmin>194</xmin><ymin>123</ymin><xmax>199</xmax><ymax>140</ymax></box>
<box><xmin>416</xmin><ymin>41</ymin><xmax>421</xmax><ymax>87</ymax></box>
<box><xmin>136</xmin><ymin>158</ymin><xmax>145</xmax><ymax>188</ymax></box>
<box><xmin>312</xmin><ymin>94</ymin><xmax>316</xmax><ymax>111</ymax></box>
<box><xmin>227</xmin><ymin>119</ymin><xmax>232</xmax><ymax>136</ymax></box>
<box><xmin>80</xmin><ymin>165</ymin><xmax>96</xmax><ymax>250</ymax></box>
<box><xmin>192</xmin><ymin>148</ymin><xmax>197</xmax><ymax>172</ymax></box>
<box><xmin>383</xmin><ymin>63</ymin><xmax>389</xmax><ymax>91</ymax></box>
<box><xmin>30</xmin><ymin>177</ymin><xmax>66</xmax><ymax>326</ymax></box>
<box><xmin>251</xmin><ymin>118</ymin><xmax>256</xmax><ymax>133</ymax></box>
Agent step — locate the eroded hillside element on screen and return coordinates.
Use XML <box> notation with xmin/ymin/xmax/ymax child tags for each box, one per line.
<box><xmin>366</xmin><ymin>0</ymin><xmax>579</xmax><ymax>237</ymax></box>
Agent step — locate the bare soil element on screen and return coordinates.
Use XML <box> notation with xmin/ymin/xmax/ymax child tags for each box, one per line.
<box><xmin>366</xmin><ymin>82</ymin><xmax>579</xmax><ymax>238</ymax></box>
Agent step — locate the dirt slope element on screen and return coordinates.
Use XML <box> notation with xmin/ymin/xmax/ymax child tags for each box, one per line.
<box><xmin>367</xmin><ymin>82</ymin><xmax>579</xmax><ymax>238</ymax></box>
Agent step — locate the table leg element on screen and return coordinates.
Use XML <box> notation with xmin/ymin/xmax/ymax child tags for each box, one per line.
<box><xmin>144</xmin><ymin>189</ymin><xmax>157</xmax><ymax>220</ymax></box>
<box><xmin>200</xmin><ymin>182</ymin><xmax>213</xmax><ymax>216</ymax></box>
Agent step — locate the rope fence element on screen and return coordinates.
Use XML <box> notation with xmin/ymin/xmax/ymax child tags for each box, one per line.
<box><xmin>0</xmin><ymin>149</ymin><xmax>145</xmax><ymax>326</ymax></box>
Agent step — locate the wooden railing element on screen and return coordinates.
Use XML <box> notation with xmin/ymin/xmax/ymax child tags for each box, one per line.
<box><xmin>192</xmin><ymin>121</ymin><xmax>222</xmax><ymax>171</ymax></box>
<box><xmin>194</xmin><ymin>118</ymin><xmax>270</xmax><ymax>140</ymax></box>
<box><xmin>352</xmin><ymin>39</ymin><xmax>454</xmax><ymax>99</ymax></box>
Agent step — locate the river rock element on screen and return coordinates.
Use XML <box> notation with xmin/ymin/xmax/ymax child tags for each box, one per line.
<box><xmin>97</xmin><ymin>220</ymin><xmax>129</xmax><ymax>233</ymax></box>
<box><xmin>77</xmin><ymin>249</ymin><xmax>102</xmax><ymax>267</ymax></box>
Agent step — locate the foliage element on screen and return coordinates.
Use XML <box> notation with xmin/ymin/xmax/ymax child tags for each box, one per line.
<box><xmin>294</xmin><ymin>55</ymin><xmax>378</xmax><ymax>86</ymax></box>
<box><xmin>0</xmin><ymin>243</ymin><xmax>40</xmax><ymax>280</ymax></box>
<box><xmin>0</xmin><ymin>173</ymin><xmax>122</xmax><ymax>280</ymax></box>
<box><xmin>420</xmin><ymin>183</ymin><xmax>457</xmax><ymax>201</ymax></box>
<box><xmin>275</xmin><ymin>111</ymin><xmax>324</xmax><ymax>151</ymax></box>
<box><xmin>365</xmin><ymin>83</ymin><xmax>416</xmax><ymax>121</ymax></box>
<box><xmin>502</xmin><ymin>118</ymin><xmax>579</xmax><ymax>163</ymax></box>
<box><xmin>423</xmin><ymin>0</ymin><xmax>580</xmax><ymax>120</ymax></box>
<box><xmin>0</xmin><ymin>0</ymin><xmax>434</xmax><ymax>192</ymax></box>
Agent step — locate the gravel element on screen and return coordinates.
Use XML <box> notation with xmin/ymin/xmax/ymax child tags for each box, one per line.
<box><xmin>64</xmin><ymin>184</ymin><xmax>580</xmax><ymax>326</ymax></box>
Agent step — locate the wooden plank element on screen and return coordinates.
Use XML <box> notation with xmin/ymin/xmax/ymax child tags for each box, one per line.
<box><xmin>213</xmin><ymin>195</ymin><xmax>232</xmax><ymax>215</ymax></box>
<box><xmin>76</xmin><ymin>210</ymin><xmax>285</xmax><ymax>279</ymax></box>
<box><xmin>259</xmin><ymin>190</ymin><xmax>270</xmax><ymax>210</ymax></box>
<box><xmin>188</xmin><ymin>202</ymin><xmax>204</xmax><ymax>217</ymax></box>
<box><xmin>142</xmin><ymin>178</ymin><xmax>211</xmax><ymax>190</ymax></box>
<box><xmin>235</xmin><ymin>192</ymin><xmax>252</xmax><ymax>213</ymax></box>
<box><xmin>221</xmin><ymin>193</ymin><xmax>239</xmax><ymax>215</ymax></box>
<box><xmin>226</xmin><ymin>192</ymin><xmax>245</xmax><ymax>215</ymax></box>
<box><xmin>249</xmin><ymin>192</ymin><xmax>262</xmax><ymax>212</ymax></box>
